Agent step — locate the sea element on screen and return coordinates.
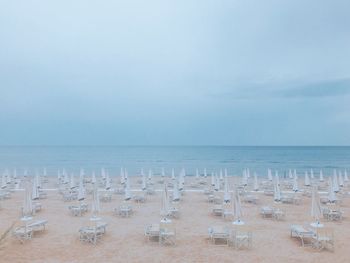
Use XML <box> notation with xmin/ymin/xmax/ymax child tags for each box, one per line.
<box><xmin>0</xmin><ymin>146</ymin><xmax>349</xmax><ymax>177</ymax></box>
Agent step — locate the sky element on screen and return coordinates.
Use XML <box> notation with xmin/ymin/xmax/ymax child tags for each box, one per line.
<box><xmin>0</xmin><ymin>0</ymin><xmax>350</xmax><ymax>146</ymax></box>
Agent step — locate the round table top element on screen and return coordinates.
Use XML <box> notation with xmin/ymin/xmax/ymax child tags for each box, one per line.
<box><xmin>232</xmin><ymin>220</ymin><xmax>245</xmax><ymax>225</ymax></box>
<box><xmin>21</xmin><ymin>216</ymin><xmax>33</xmax><ymax>222</ymax></box>
<box><xmin>90</xmin><ymin>217</ymin><xmax>102</xmax><ymax>221</ymax></box>
<box><xmin>310</xmin><ymin>222</ymin><xmax>324</xmax><ymax>228</ymax></box>
<box><xmin>160</xmin><ymin>218</ymin><xmax>172</xmax><ymax>224</ymax></box>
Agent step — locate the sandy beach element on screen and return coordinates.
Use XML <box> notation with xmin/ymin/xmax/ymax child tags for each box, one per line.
<box><xmin>2</xmin><ymin>0</ymin><xmax>349</xmax><ymax>261</ymax></box>
<box><xmin>0</xmin><ymin>176</ymin><xmax>349</xmax><ymax>263</ymax></box>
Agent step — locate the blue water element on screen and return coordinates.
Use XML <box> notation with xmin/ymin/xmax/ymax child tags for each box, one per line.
<box><xmin>0</xmin><ymin>146</ymin><xmax>349</xmax><ymax>176</ymax></box>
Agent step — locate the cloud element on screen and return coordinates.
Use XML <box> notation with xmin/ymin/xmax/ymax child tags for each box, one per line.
<box><xmin>0</xmin><ymin>0</ymin><xmax>350</xmax><ymax>145</ymax></box>
<box><xmin>210</xmin><ymin>78</ymin><xmax>350</xmax><ymax>101</ymax></box>
<box><xmin>277</xmin><ymin>78</ymin><xmax>350</xmax><ymax>98</ymax></box>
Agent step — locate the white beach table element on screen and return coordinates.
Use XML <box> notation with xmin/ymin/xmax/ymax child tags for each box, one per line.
<box><xmin>273</xmin><ymin>209</ymin><xmax>285</xmax><ymax>221</ymax></box>
<box><xmin>243</xmin><ymin>195</ymin><xmax>258</xmax><ymax>204</ymax></box>
<box><xmin>145</xmin><ymin>223</ymin><xmax>160</xmax><ymax>241</ymax></box>
<box><xmin>212</xmin><ymin>205</ymin><xmax>223</xmax><ymax>216</ymax></box>
<box><xmin>260</xmin><ymin>206</ymin><xmax>274</xmax><ymax>218</ymax></box>
<box><xmin>208</xmin><ymin>225</ymin><xmax>229</xmax><ymax>245</ymax></box>
<box><xmin>169</xmin><ymin>207</ymin><xmax>180</xmax><ymax>219</ymax></box>
<box><xmin>133</xmin><ymin>195</ymin><xmax>146</xmax><ymax>203</ymax></box>
<box><xmin>69</xmin><ymin>204</ymin><xmax>88</xmax><ymax>216</ymax></box>
<box><xmin>230</xmin><ymin>221</ymin><xmax>253</xmax><ymax>249</ymax></box>
<box><xmin>159</xmin><ymin>218</ymin><xmax>175</xmax><ymax>245</ymax></box>
<box><xmin>79</xmin><ymin>217</ymin><xmax>107</xmax><ymax>244</ymax></box>
<box><xmin>324</xmin><ymin>207</ymin><xmax>343</xmax><ymax>221</ymax></box>
<box><xmin>290</xmin><ymin>225</ymin><xmax>315</xmax><ymax>247</ymax></box>
<box><xmin>13</xmin><ymin>216</ymin><xmax>34</xmax><ymax>243</ymax></box>
<box><xmin>116</xmin><ymin>204</ymin><xmax>133</xmax><ymax>217</ymax></box>
<box><xmin>27</xmin><ymin>219</ymin><xmax>48</xmax><ymax>233</ymax></box>
<box><xmin>281</xmin><ymin>195</ymin><xmax>294</xmax><ymax>204</ymax></box>
<box><xmin>223</xmin><ymin>209</ymin><xmax>234</xmax><ymax>220</ymax></box>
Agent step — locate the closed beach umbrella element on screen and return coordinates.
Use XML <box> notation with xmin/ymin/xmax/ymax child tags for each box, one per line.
<box><xmin>123</xmin><ymin>168</ymin><xmax>128</xmax><ymax>184</ymax></box>
<box><xmin>338</xmin><ymin>171</ymin><xmax>344</xmax><ymax>187</ymax></box>
<box><xmin>148</xmin><ymin>169</ymin><xmax>153</xmax><ymax>182</ymax></box>
<box><xmin>204</xmin><ymin>168</ymin><xmax>207</xmax><ymax>178</ymax></box>
<box><xmin>1</xmin><ymin>174</ymin><xmax>6</xmax><ymax>189</ymax></box>
<box><xmin>141</xmin><ymin>172</ymin><xmax>147</xmax><ymax>190</ymax></box>
<box><xmin>23</xmin><ymin>180</ymin><xmax>33</xmax><ymax>216</ymax></box>
<box><xmin>214</xmin><ymin>174</ymin><xmax>220</xmax><ymax>191</ymax></box>
<box><xmin>77</xmin><ymin>177</ymin><xmax>85</xmax><ymax>201</ymax></box>
<box><xmin>124</xmin><ymin>178</ymin><xmax>132</xmax><ymax>200</ymax></box>
<box><xmin>172</xmin><ymin>180</ymin><xmax>180</xmax><ymax>202</ymax></box>
<box><xmin>79</xmin><ymin>169</ymin><xmax>84</xmax><ymax>182</ymax></box>
<box><xmin>63</xmin><ymin>170</ymin><xmax>69</xmax><ymax>184</ymax></box>
<box><xmin>311</xmin><ymin>185</ymin><xmax>322</xmax><ymax>224</ymax></box>
<box><xmin>288</xmin><ymin>169</ymin><xmax>293</xmax><ymax>179</ymax></box>
<box><xmin>232</xmin><ymin>187</ymin><xmax>243</xmax><ymax>225</ymax></box>
<box><xmin>332</xmin><ymin>170</ymin><xmax>339</xmax><ymax>192</ymax></box>
<box><xmin>195</xmin><ymin>168</ymin><xmax>199</xmax><ymax>180</ymax></box>
<box><xmin>241</xmin><ymin>170</ymin><xmax>248</xmax><ymax>186</ymax></box>
<box><xmin>211</xmin><ymin>172</ymin><xmax>215</xmax><ymax>186</ymax></box>
<box><xmin>57</xmin><ymin>170</ymin><xmax>61</xmax><ymax>184</ymax></box>
<box><xmin>274</xmin><ymin>175</ymin><xmax>281</xmax><ymax>201</ymax></box>
<box><xmin>319</xmin><ymin>170</ymin><xmax>324</xmax><ymax>182</ymax></box>
<box><xmin>70</xmin><ymin>174</ymin><xmax>75</xmax><ymax>189</ymax></box>
<box><xmin>160</xmin><ymin>183</ymin><xmax>170</xmax><ymax>217</ymax></box>
<box><xmin>35</xmin><ymin>173</ymin><xmax>42</xmax><ymax>189</ymax></box>
<box><xmin>32</xmin><ymin>177</ymin><xmax>39</xmax><ymax>200</ymax></box>
<box><xmin>171</xmin><ymin>168</ymin><xmax>175</xmax><ymax>180</ymax></box>
<box><xmin>344</xmin><ymin>170</ymin><xmax>349</xmax><ymax>182</ymax></box>
<box><xmin>246</xmin><ymin>168</ymin><xmax>250</xmax><ymax>178</ymax></box>
<box><xmin>179</xmin><ymin>171</ymin><xmax>185</xmax><ymax>190</ymax></box>
<box><xmin>181</xmin><ymin>168</ymin><xmax>186</xmax><ymax>184</ymax></box>
<box><xmin>15</xmin><ymin>178</ymin><xmax>19</xmax><ymax>190</ymax></box>
<box><xmin>267</xmin><ymin>169</ymin><xmax>273</xmax><ymax>181</ymax></box>
<box><xmin>310</xmin><ymin>169</ymin><xmax>314</xmax><ymax>180</ymax></box>
<box><xmin>219</xmin><ymin>169</ymin><xmax>223</xmax><ymax>181</ymax></box>
<box><xmin>91</xmin><ymin>183</ymin><xmax>100</xmax><ymax>217</ymax></box>
<box><xmin>304</xmin><ymin>171</ymin><xmax>310</xmax><ymax>186</ymax></box>
<box><xmin>292</xmin><ymin>172</ymin><xmax>299</xmax><ymax>192</ymax></box>
<box><xmin>105</xmin><ymin>172</ymin><xmax>111</xmax><ymax>190</ymax></box>
<box><xmin>328</xmin><ymin>177</ymin><xmax>336</xmax><ymax>202</ymax></box>
<box><xmin>161</xmin><ymin>168</ymin><xmax>165</xmax><ymax>178</ymax></box>
<box><xmin>6</xmin><ymin>172</ymin><xmax>11</xmax><ymax>185</ymax></box>
<box><xmin>275</xmin><ymin>171</ymin><xmax>280</xmax><ymax>185</ymax></box>
<box><xmin>120</xmin><ymin>168</ymin><xmax>125</xmax><ymax>184</ymax></box>
<box><xmin>253</xmin><ymin>173</ymin><xmax>259</xmax><ymax>191</ymax></box>
<box><xmin>223</xmin><ymin>175</ymin><xmax>230</xmax><ymax>202</ymax></box>
<box><xmin>101</xmin><ymin>168</ymin><xmax>106</xmax><ymax>180</ymax></box>
<box><xmin>91</xmin><ymin>172</ymin><xmax>96</xmax><ymax>184</ymax></box>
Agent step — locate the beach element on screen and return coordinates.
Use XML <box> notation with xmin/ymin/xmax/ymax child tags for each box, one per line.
<box><xmin>0</xmin><ymin>175</ymin><xmax>349</xmax><ymax>263</ymax></box>
<box><xmin>2</xmin><ymin>0</ymin><xmax>349</xmax><ymax>261</ymax></box>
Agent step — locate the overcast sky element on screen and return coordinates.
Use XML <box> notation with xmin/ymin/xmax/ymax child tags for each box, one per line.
<box><xmin>0</xmin><ymin>0</ymin><xmax>349</xmax><ymax>145</ymax></box>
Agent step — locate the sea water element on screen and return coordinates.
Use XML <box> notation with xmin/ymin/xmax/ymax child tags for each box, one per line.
<box><xmin>0</xmin><ymin>146</ymin><xmax>349</xmax><ymax>177</ymax></box>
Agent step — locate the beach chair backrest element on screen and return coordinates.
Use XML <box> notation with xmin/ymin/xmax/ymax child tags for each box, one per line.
<box><xmin>317</xmin><ymin>227</ymin><xmax>333</xmax><ymax>240</ymax></box>
<box><xmin>160</xmin><ymin>222</ymin><xmax>174</xmax><ymax>233</ymax></box>
<box><xmin>233</xmin><ymin>225</ymin><xmax>252</xmax><ymax>236</ymax></box>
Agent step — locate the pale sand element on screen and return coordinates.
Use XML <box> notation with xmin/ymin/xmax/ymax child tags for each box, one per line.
<box><xmin>0</xmin><ymin>176</ymin><xmax>349</xmax><ymax>263</ymax></box>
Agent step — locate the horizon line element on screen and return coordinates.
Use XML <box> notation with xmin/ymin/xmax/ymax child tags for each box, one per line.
<box><xmin>0</xmin><ymin>144</ymin><xmax>349</xmax><ymax>147</ymax></box>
